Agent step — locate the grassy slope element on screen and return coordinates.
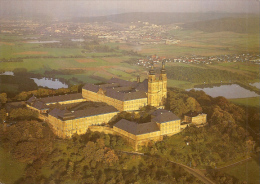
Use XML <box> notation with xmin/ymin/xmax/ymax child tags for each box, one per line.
<box><xmin>0</xmin><ymin>147</ymin><xmax>26</xmax><ymax>184</ymax></box>
<box><xmin>220</xmin><ymin>156</ymin><xmax>259</xmax><ymax>184</ymax></box>
<box><xmin>183</xmin><ymin>17</ymin><xmax>260</xmax><ymax>34</ymax></box>
<box><xmin>229</xmin><ymin>97</ymin><xmax>260</xmax><ymax>107</ymax></box>
<box><xmin>132</xmin><ymin>28</ymin><xmax>259</xmax><ymax>57</ymax></box>
<box><xmin>167</xmin><ymin>79</ymin><xmax>194</xmax><ymax>89</ymax></box>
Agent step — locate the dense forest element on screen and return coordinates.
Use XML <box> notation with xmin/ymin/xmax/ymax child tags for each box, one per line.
<box><xmin>0</xmin><ymin>121</ymin><xmax>201</xmax><ymax>184</ymax></box>
<box><xmin>0</xmin><ymin>75</ymin><xmax>38</xmax><ymax>96</ymax></box>
<box><xmin>142</xmin><ymin>88</ymin><xmax>259</xmax><ymax>183</ymax></box>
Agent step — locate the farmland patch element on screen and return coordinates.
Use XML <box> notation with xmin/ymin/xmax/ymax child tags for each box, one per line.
<box><xmin>76</xmin><ymin>58</ymin><xmax>96</xmax><ymax>63</ymax></box>
<box><xmin>14</xmin><ymin>51</ymin><xmax>48</xmax><ymax>55</ymax></box>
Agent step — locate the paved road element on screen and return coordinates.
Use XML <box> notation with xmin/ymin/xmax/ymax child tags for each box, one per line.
<box><xmin>116</xmin><ymin>150</ymin><xmax>215</xmax><ymax>184</ymax></box>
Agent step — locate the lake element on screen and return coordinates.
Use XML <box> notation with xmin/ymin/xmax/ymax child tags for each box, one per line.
<box><xmin>187</xmin><ymin>84</ymin><xmax>259</xmax><ymax>99</ymax></box>
<box><xmin>31</xmin><ymin>78</ymin><xmax>68</xmax><ymax>89</ymax></box>
<box><xmin>250</xmin><ymin>82</ymin><xmax>260</xmax><ymax>89</ymax></box>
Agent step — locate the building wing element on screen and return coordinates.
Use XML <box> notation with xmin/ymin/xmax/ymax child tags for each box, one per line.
<box><xmin>114</xmin><ymin>119</ymin><xmax>160</xmax><ymax>135</ymax></box>
<box><xmin>152</xmin><ymin>111</ymin><xmax>180</xmax><ymax>123</ymax></box>
<box><xmin>40</xmin><ymin>93</ymin><xmax>84</xmax><ymax>104</ymax></box>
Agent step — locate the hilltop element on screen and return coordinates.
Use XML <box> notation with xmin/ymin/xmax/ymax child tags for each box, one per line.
<box><xmin>72</xmin><ymin>12</ymin><xmax>257</xmax><ymax>25</ymax></box>
<box><xmin>183</xmin><ymin>17</ymin><xmax>259</xmax><ymax>34</ymax></box>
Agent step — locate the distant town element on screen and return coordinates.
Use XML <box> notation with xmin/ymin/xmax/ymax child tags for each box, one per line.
<box><xmin>0</xmin><ymin>19</ymin><xmax>180</xmax><ymax>45</ymax></box>
<box><xmin>1</xmin><ymin>18</ymin><xmax>259</xmax><ymax>67</ymax></box>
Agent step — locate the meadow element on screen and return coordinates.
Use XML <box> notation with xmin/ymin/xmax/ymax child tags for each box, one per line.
<box><xmin>118</xmin><ymin>30</ymin><xmax>259</xmax><ymax>57</ymax></box>
<box><xmin>229</xmin><ymin>97</ymin><xmax>260</xmax><ymax>108</ymax></box>
<box><xmin>220</xmin><ymin>156</ymin><xmax>259</xmax><ymax>184</ymax></box>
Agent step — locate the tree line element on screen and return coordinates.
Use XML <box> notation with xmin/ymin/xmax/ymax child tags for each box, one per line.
<box><xmin>14</xmin><ymin>84</ymin><xmax>81</xmax><ymax>101</ymax></box>
<box><xmin>0</xmin><ymin>58</ymin><xmax>23</xmax><ymax>62</ymax></box>
<box><xmin>143</xmin><ymin>88</ymin><xmax>259</xmax><ymax>184</ymax></box>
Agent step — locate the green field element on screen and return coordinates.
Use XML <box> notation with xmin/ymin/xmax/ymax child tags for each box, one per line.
<box><xmin>128</xmin><ymin>30</ymin><xmax>260</xmax><ymax>57</ymax></box>
<box><xmin>229</xmin><ymin>97</ymin><xmax>260</xmax><ymax>107</ymax></box>
<box><xmin>0</xmin><ymin>147</ymin><xmax>26</xmax><ymax>184</ymax></box>
<box><xmin>0</xmin><ymin>29</ymin><xmax>259</xmax><ymax>95</ymax></box>
<box><xmin>0</xmin><ymin>36</ymin><xmax>143</xmax><ymax>85</ymax></box>
<box><xmin>217</xmin><ymin>62</ymin><xmax>260</xmax><ymax>74</ymax></box>
<box><xmin>167</xmin><ymin>79</ymin><xmax>194</xmax><ymax>89</ymax></box>
<box><xmin>220</xmin><ymin>157</ymin><xmax>259</xmax><ymax>184</ymax></box>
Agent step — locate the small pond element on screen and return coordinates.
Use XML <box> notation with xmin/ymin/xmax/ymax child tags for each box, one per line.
<box><xmin>31</xmin><ymin>78</ymin><xmax>68</xmax><ymax>89</ymax></box>
<box><xmin>0</xmin><ymin>71</ymin><xmax>14</xmax><ymax>76</ymax></box>
<box><xmin>187</xmin><ymin>84</ymin><xmax>259</xmax><ymax>99</ymax></box>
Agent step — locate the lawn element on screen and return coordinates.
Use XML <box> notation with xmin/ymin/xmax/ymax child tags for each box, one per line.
<box><xmin>220</xmin><ymin>156</ymin><xmax>259</xmax><ymax>184</ymax></box>
<box><xmin>121</xmin><ymin>30</ymin><xmax>259</xmax><ymax>57</ymax></box>
<box><xmin>107</xmin><ymin>68</ymin><xmax>133</xmax><ymax>79</ymax></box>
<box><xmin>0</xmin><ymin>147</ymin><xmax>26</xmax><ymax>184</ymax></box>
<box><xmin>229</xmin><ymin>97</ymin><xmax>260</xmax><ymax>107</ymax></box>
<box><xmin>0</xmin><ymin>58</ymin><xmax>84</xmax><ymax>73</ymax></box>
<box><xmin>167</xmin><ymin>79</ymin><xmax>194</xmax><ymax>89</ymax></box>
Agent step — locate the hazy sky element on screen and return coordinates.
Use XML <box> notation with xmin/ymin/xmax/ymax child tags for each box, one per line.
<box><xmin>1</xmin><ymin>0</ymin><xmax>259</xmax><ymax>18</ymax></box>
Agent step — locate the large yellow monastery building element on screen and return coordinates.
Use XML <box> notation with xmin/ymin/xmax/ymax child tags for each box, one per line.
<box><xmin>26</xmin><ymin>62</ymin><xmax>206</xmax><ymax>149</ymax></box>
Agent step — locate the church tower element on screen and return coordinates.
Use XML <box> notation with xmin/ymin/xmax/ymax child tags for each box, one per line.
<box><xmin>159</xmin><ymin>60</ymin><xmax>167</xmax><ymax>106</ymax></box>
<box><xmin>147</xmin><ymin>61</ymin><xmax>167</xmax><ymax>108</ymax></box>
<box><xmin>148</xmin><ymin>63</ymin><xmax>157</xmax><ymax>107</ymax></box>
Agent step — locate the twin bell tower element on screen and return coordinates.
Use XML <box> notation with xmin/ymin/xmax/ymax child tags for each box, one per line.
<box><xmin>147</xmin><ymin>61</ymin><xmax>167</xmax><ymax>108</ymax></box>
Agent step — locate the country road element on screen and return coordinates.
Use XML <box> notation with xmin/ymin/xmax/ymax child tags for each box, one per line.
<box><xmin>215</xmin><ymin>157</ymin><xmax>252</xmax><ymax>170</ymax></box>
<box><xmin>168</xmin><ymin>160</ymin><xmax>215</xmax><ymax>184</ymax></box>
